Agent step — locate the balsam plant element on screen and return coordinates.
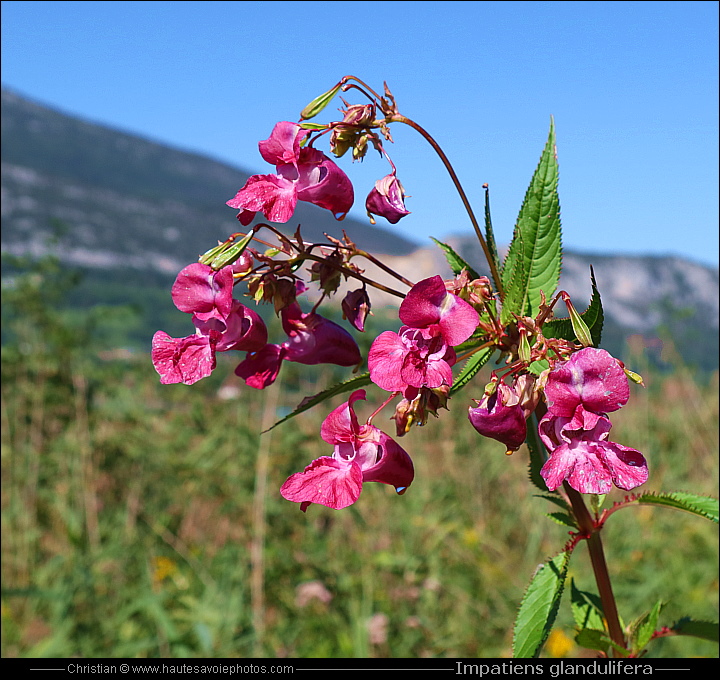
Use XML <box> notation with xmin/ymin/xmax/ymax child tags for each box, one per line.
<box><xmin>152</xmin><ymin>76</ymin><xmax>718</xmax><ymax>658</ymax></box>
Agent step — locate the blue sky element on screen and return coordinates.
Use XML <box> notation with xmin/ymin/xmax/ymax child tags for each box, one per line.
<box><xmin>2</xmin><ymin>0</ymin><xmax>718</xmax><ymax>266</ymax></box>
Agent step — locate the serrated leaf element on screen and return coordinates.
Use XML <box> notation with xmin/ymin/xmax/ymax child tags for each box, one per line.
<box><xmin>570</xmin><ymin>580</ymin><xmax>606</xmax><ymax>632</ymax></box>
<box><xmin>574</xmin><ymin>628</ymin><xmax>610</xmax><ymax>653</ymax></box>
<box><xmin>546</xmin><ymin>512</ymin><xmax>577</xmax><ymax>528</ymax></box>
<box><xmin>513</xmin><ymin>551</ymin><xmax>572</xmax><ymax>658</ymax></box>
<box><xmin>671</xmin><ymin>618</ymin><xmax>720</xmax><ymax>643</ymax></box>
<box><xmin>449</xmin><ymin>347</ymin><xmax>493</xmax><ymax>396</ymax></box>
<box><xmin>544</xmin><ymin>267</ymin><xmax>604</xmax><ymax>347</ymax></box>
<box><xmin>632</xmin><ymin>492</ymin><xmax>719</xmax><ymax>523</ymax></box>
<box><xmin>501</xmin><ymin>118</ymin><xmax>562</xmax><ymax>323</ymax></box>
<box><xmin>483</xmin><ymin>185</ymin><xmax>502</xmax><ymax>293</ymax></box>
<box><xmin>430</xmin><ymin>238</ymin><xmax>481</xmax><ymax>280</ymax></box>
<box><xmin>263</xmin><ymin>372</ymin><xmax>372</xmax><ymax>433</ymax></box>
<box><xmin>629</xmin><ymin>600</ymin><xmax>664</xmax><ymax>654</ymax></box>
<box><xmin>534</xmin><ymin>494</ymin><xmax>571</xmax><ymax>512</ymax></box>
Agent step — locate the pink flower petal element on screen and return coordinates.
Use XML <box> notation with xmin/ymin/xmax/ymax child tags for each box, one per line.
<box><xmin>320</xmin><ymin>389</ymin><xmax>366</xmax><ymax>445</ymax></box>
<box><xmin>600</xmin><ymin>442</ymin><xmax>648</xmax><ymax>490</ymax></box>
<box><xmin>226</xmin><ymin>174</ymin><xmax>298</xmax><ymax>224</ymax></box>
<box><xmin>296</xmin><ymin>154</ymin><xmax>354</xmax><ymax>220</ymax></box>
<box><xmin>368</xmin><ymin>331</ymin><xmax>409</xmax><ymax>391</ymax></box>
<box><xmin>541</xmin><ymin>442</ymin><xmax>614</xmax><ymax>495</ymax></box>
<box><xmin>399</xmin><ymin>276</ymin><xmax>479</xmax><ymax>346</ymax></box>
<box><xmin>545</xmin><ymin>348</ymin><xmax>630</xmax><ymax>417</ymax></box>
<box><xmin>468</xmin><ymin>385</ymin><xmax>527</xmax><ymax>451</ymax></box>
<box><xmin>361</xmin><ymin>433</ymin><xmax>414</xmax><ymax>493</ymax></box>
<box><xmin>235</xmin><ymin>344</ymin><xmax>286</xmax><ymax>389</ymax></box>
<box><xmin>281</xmin><ymin>457</ymin><xmax>363</xmax><ymax>510</ymax></box>
<box><xmin>151</xmin><ymin>331</ymin><xmax>216</xmax><ymax>386</ymax></box>
<box><xmin>258</xmin><ymin>121</ymin><xmax>307</xmax><ymax>166</ymax></box>
<box><xmin>171</xmin><ymin>263</ymin><xmax>234</xmax><ymax>318</ymax></box>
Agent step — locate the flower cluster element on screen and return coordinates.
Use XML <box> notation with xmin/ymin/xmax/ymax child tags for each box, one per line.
<box><xmin>154</xmin><ymin>79</ymin><xmax>649</xmax><ymax>514</ymax></box>
<box><xmin>151</xmin><ymin>263</ymin><xmax>267</xmax><ymax>385</ymax></box>
<box><xmin>152</xmin><ymin>260</ymin><xmax>361</xmax><ymax>389</ymax></box>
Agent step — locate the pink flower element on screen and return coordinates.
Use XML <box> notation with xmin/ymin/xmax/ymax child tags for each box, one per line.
<box><xmin>468</xmin><ymin>383</ymin><xmax>527</xmax><ymax>451</ymax></box>
<box><xmin>369</xmin><ymin>328</ymin><xmax>455</xmax><ymax>392</ymax></box>
<box><xmin>227</xmin><ymin>121</ymin><xmax>354</xmax><ymax>225</ymax></box>
<box><xmin>235</xmin><ymin>302</ymin><xmax>361</xmax><ymax>389</ymax></box>
<box><xmin>368</xmin><ymin>276</ymin><xmax>478</xmax><ymax>394</ymax></box>
<box><xmin>152</xmin><ymin>264</ymin><xmax>267</xmax><ymax>385</ymax></box>
<box><xmin>280</xmin><ymin>390</ymin><xmax>414</xmax><ymax>511</ymax></box>
<box><xmin>539</xmin><ymin>348</ymin><xmax>648</xmax><ymax>494</ymax></box>
<box><xmin>365</xmin><ymin>174</ymin><xmax>410</xmax><ymax>224</ymax></box>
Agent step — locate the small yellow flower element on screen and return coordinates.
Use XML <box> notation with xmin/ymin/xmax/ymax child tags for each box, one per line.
<box><xmin>545</xmin><ymin>628</ymin><xmax>575</xmax><ymax>658</ymax></box>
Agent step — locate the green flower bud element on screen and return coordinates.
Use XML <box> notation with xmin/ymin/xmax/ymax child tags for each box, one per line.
<box><xmin>300</xmin><ymin>83</ymin><xmax>342</xmax><ymax>120</ymax></box>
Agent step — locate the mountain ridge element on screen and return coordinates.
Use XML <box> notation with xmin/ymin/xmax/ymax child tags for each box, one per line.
<box><xmin>2</xmin><ymin>87</ymin><xmax>717</xmax><ymax>370</ymax></box>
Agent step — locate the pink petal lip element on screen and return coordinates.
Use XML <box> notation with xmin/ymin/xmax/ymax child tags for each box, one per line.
<box><xmin>280</xmin><ymin>456</ymin><xmax>363</xmax><ymax>510</ymax></box>
<box><xmin>151</xmin><ymin>331</ymin><xmax>217</xmax><ymax>386</ymax></box>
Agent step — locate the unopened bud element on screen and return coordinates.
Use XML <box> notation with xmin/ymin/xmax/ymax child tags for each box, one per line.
<box><xmin>300</xmin><ymin>83</ymin><xmax>342</xmax><ymax>120</ymax></box>
<box><xmin>563</xmin><ymin>293</ymin><xmax>593</xmax><ymax>347</ymax></box>
<box><xmin>624</xmin><ymin>368</ymin><xmax>645</xmax><ymax>387</ymax></box>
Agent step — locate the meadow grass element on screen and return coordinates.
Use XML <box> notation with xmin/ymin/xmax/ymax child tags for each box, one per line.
<box><xmin>2</xmin><ymin>338</ymin><xmax>717</xmax><ymax>659</ymax></box>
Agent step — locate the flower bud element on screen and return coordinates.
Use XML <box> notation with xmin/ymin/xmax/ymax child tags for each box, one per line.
<box><xmin>300</xmin><ymin>83</ymin><xmax>342</xmax><ymax>120</ymax></box>
<box><xmin>341</xmin><ymin>288</ymin><xmax>371</xmax><ymax>332</ymax></box>
<box><xmin>365</xmin><ymin>174</ymin><xmax>410</xmax><ymax>224</ymax></box>
<box><xmin>468</xmin><ymin>383</ymin><xmax>527</xmax><ymax>452</ymax></box>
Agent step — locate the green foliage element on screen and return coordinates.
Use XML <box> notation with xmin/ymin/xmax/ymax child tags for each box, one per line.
<box><xmin>625</xmin><ymin>492</ymin><xmax>719</xmax><ymax>524</ymax></box>
<box><xmin>501</xmin><ymin>118</ymin><xmax>562</xmax><ymax>323</ymax></box>
<box><xmin>449</xmin><ymin>348</ymin><xmax>494</xmax><ymax>396</ymax></box>
<box><xmin>513</xmin><ymin>551</ymin><xmax>571</xmax><ymax>658</ymax></box>
<box><xmin>1</xmin><ymin>258</ymin><xmax>718</xmax><ymax>659</ymax></box>
<box><xmin>430</xmin><ymin>238</ymin><xmax>481</xmax><ymax>280</ymax></box>
<box><xmin>264</xmin><ymin>372</ymin><xmax>373</xmax><ymax>432</ymax></box>
<box><xmin>671</xmin><ymin>618</ymin><xmax>720</xmax><ymax>643</ymax></box>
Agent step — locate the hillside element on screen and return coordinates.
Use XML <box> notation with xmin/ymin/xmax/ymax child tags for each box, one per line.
<box><xmin>1</xmin><ymin>86</ymin><xmax>418</xmax><ymax>276</ymax></box>
<box><xmin>2</xmin><ymin>87</ymin><xmax>717</xmax><ymax>371</ymax></box>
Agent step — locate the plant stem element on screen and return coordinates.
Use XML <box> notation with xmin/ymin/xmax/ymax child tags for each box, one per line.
<box><xmin>563</xmin><ymin>482</ymin><xmax>627</xmax><ymax>656</ymax></box>
<box><xmin>390</xmin><ymin>114</ymin><xmax>504</xmax><ymax>298</ymax></box>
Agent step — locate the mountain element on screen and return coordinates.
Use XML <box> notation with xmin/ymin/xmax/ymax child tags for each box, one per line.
<box><xmin>2</xmin><ymin>88</ymin><xmax>717</xmax><ymax>371</ymax></box>
<box><xmin>1</xmin><ymin>87</ymin><xmax>418</xmax><ymax>276</ymax></box>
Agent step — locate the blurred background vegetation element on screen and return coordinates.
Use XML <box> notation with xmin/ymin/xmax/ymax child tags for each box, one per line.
<box><xmin>1</xmin><ymin>254</ymin><xmax>718</xmax><ymax>659</ymax></box>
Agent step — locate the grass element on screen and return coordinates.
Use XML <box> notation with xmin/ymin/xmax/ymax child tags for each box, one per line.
<box><xmin>1</xmin><ymin>336</ymin><xmax>717</xmax><ymax>659</ymax></box>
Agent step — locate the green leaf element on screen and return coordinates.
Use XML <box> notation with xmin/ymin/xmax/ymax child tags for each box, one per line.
<box><xmin>570</xmin><ymin>580</ymin><xmax>606</xmax><ymax>632</ymax></box>
<box><xmin>574</xmin><ymin>628</ymin><xmax>610</xmax><ymax>653</ymax></box>
<box><xmin>513</xmin><ymin>551</ymin><xmax>572</xmax><ymax>658</ymax></box>
<box><xmin>629</xmin><ymin>600</ymin><xmax>664</xmax><ymax>654</ymax></box>
<box><xmin>544</xmin><ymin>267</ymin><xmax>604</xmax><ymax>347</ymax></box>
<box><xmin>483</xmin><ymin>184</ymin><xmax>502</xmax><ymax>293</ymax></box>
<box><xmin>263</xmin><ymin>372</ymin><xmax>373</xmax><ymax>433</ymax></box>
<box><xmin>430</xmin><ymin>238</ymin><xmax>481</xmax><ymax>280</ymax></box>
<box><xmin>534</xmin><ymin>494</ymin><xmax>571</xmax><ymax>512</ymax></box>
<box><xmin>671</xmin><ymin>618</ymin><xmax>720</xmax><ymax>643</ymax></box>
<box><xmin>501</xmin><ymin>118</ymin><xmax>562</xmax><ymax>323</ymax></box>
<box><xmin>545</xmin><ymin>512</ymin><xmax>577</xmax><ymax>528</ymax></box>
<box><xmin>449</xmin><ymin>347</ymin><xmax>493</xmax><ymax>396</ymax></box>
<box><xmin>630</xmin><ymin>492</ymin><xmax>719</xmax><ymax>523</ymax></box>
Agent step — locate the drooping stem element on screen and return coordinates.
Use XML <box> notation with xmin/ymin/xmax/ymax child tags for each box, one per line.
<box><xmin>563</xmin><ymin>482</ymin><xmax>627</xmax><ymax>656</ymax></box>
<box><xmin>389</xmin><ymin>114</ymin><xmax>504</xmax><ymax>298</ymax></box>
